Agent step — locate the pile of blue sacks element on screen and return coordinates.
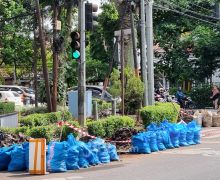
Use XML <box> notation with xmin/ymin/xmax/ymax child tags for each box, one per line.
<box><xmin>0</xmin><ymin>134</ymin><xmax>119</xmax><ymax>172</ymax></box>
<box><xmin>131</xmin><ymin>120</ymin><xmax>201</xmax><ymax>154</ymax></box>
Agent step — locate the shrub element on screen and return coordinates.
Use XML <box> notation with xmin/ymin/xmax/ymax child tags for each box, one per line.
<box><xmin>124</xmin><ymin>67</ymin><xmax>144</xmax><ymax>114</ymax></box>
<box><xmin>52</xmin><ymin>120</ymin><xmax>80</xmax><ymax>141</ymax></box>
<box><xmin>27</xmin><ymin>126</ymin><xmax>52</xmax><ymax>143</ymax></box>
<box><xmin>0</xmin><ymin>102</ymin><xmax>15</xmax><ymax>115</ymax></box>
<box><xmin>19</xmin><ymin>111</ymin><xmax>73</xmax><ymax>127</ymax></box>
<box><xmin>13</xmin><ymin>126</ymin><xmax>29</xmax><ymax>135</ymax></box>
<box><xmin>20</xmin><ymin>106</ymin><xmax>48</xmax><ymax>116</ymax></box>
<box><xmin>190</xmin><ymin>84</ymin><xmax>212</xmax><ymax>108</ymax></box>
<box><xmin>140</xmin><ymin>102</ymin><xmax>180</xmax><ymax>127</ymax></box>
<box><xmin>87</xmin><ymin>116</ymin><xmax>135</xmax><ymax>138</ymax></box>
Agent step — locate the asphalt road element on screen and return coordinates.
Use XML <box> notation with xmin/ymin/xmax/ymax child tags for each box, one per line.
<box><xmin>1</xmin><ymin>128</ymin><xmax>220</xmax><ymax>180</ymax></box>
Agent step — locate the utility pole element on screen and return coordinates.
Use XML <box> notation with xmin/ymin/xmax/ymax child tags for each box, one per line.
<box><xmin>120</xmin><ymin>29</ymin><xmax>125</xmax><ymax>115</ymax></box>
<box><xmin>130</xmin><ymin>3</ymin><xmax>139</xmax><ymax>77</ymax></box>
<box><xmin>35</xmin><ymin>0</ymin><xmax>52</xmax><ymax>112</ymax></box>
<box><xmin>52</xmin><ymin>2</ymin><xmax>59</xmax><ymax>112</ymax></box>
<box><xmin>78</xmin><ymin>0</ymin><xmax>86</xmax><ymax>126</ymax></box>
<box><xmin>140</xmin><ymin>0</ymin><xmax>148</xmax><ymax>106</ymax></box>
<box><xmin>146</xmin><ymin>0</ymin><xmax>155</xmax><ymax>105</ymax></box>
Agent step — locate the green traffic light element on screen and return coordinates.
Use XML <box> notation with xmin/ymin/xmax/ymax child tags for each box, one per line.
<box><xmin>72</xmin><ymin>50</ymin><xmax>80</xmax><ymax>59</ymax></box>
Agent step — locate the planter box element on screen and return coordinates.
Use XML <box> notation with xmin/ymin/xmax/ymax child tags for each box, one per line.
<box><xmin>0</xmin><ymin>112</ymin><xmax>18</xmax><ymax>128</ymax></box>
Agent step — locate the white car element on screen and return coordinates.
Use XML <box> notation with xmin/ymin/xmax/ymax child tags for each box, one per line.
<box><xmin>0</xmin><ymin>91</ymin><xmax>23</xmax><ymax>106</ymax></box>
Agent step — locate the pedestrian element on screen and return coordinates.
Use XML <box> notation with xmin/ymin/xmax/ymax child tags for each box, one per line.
<box><xmin>210</xmin><ymin>85</ymin><xmax>220</xmax><ymax>109</ymax></box>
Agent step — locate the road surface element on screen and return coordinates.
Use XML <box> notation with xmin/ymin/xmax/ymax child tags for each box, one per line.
<box><xmin>1</xmin><ymin>127</ymin><xmax>220</xmax><ymax>180</ymax></box>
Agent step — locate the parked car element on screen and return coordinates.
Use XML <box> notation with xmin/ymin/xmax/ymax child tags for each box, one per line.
<box><xmin>0</xmin><ymin>91</ymin><xmax>23</xmax><ymax>106</ymax></box>
<box><xmin>68</xmin><ymin>85</ymin><xmax>121</xmax><ymax>103</ymax></box>
<box><xmin>0</xmin><ymin>85</ymin><xmax>35</xmax><ymax>105</ymax></box>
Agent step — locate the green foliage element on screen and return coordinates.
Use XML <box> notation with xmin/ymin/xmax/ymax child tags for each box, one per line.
<box><xmin>95</xmin><ymin>99</ymin><xmax>111</xmax><ymax>112</ymax></box>
<box><xmin>0</xmin><ymin>102</ymin><xmax>15</xmax><ymax>115</ymax></box>
<box><xmin>52</xmin><ymin>120</ymin><xmax>80</xmax><ymax>141</ymax></box>
<box><xmin>19</xmin><ymin>111</ymin><xmax>73</xmax><ymax>127</ymax></box>
<box><xmin>38</xmin><ymin>78</ymin><xmax>67</xmax><ymax>103</ymax></box>
<box><xmin>109</xmin><ymin>68</ymin><xmax>121</xmax><ymax>98</ymax></box>
<box><xmin>190</xmin><ymin>84</ymin><xmax>213</xmax><ymax>108</ymax></box>
<box><xmin>124</xmin><ymin>67</ymin><xmax>144</xmax><ymax>114</ymax></box>
<box><xmin>87</xmin><ymin>116</ymin><xmax>135</xmax><ymax>138</ymax></box>
<box><xmin>27</xmin><ymin>126</ymin><xmax>52</xmax><ymax>143</ymax></box>
<box><xmin>20</xmin><ymin>106</ymin><xmax>48</xmax><ymax>116</ymax></box>
<box><xmin>140</xmin><ymin>102</ymin><xmax>180</xmax><ymax>127</ymax></box>
<box><xmin>153</xmin><ymin>0</ymin><xmax>219</xmax><ymax>85</ymax></box>
<box><xmin>90</xmin><ymin>2</ymin><xmax>119</xmax><ymax>62</ymax></box>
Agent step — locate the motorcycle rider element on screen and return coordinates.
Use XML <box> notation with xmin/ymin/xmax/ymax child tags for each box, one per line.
<box><xmin>176</xmin><ymin>87</ymin><xmax>186</xmax><ymax>108</ymax></box>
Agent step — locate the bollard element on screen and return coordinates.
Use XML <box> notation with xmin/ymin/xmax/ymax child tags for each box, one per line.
<box><xmin>93</xmin><ymin>100</ymin><xmax>98</xmax><ymax>120</ymax></box>
<box><xmin>112</xmin><ymin>99</ymin><xmax>116</xmax><ymax>116</ymax></box>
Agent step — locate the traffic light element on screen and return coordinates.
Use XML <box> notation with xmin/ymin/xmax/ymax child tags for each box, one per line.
<box><xmin>70</xmin><ymin>31</ymin><xmax>80</xmax><ymax>59</ymax></box>
<box><xmin>85</xmin><ymin>3</ymin><xmax>98</xmax><ymax>31</ymax></box>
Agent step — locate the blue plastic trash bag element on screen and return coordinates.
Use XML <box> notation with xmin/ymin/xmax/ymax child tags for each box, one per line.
<box><xmin>194</xmin><ymin>125</ymin><xmax>201</xmax><ymax>144</ymax></box>
<box><xmin>47</xmin><ymin>142</ymin><xmax>68</xmax><ymax>172</ymax></box>
<box><xmin>131</xmin><ymin>133</ymin><xmax>151</xmax><ymax>154</ymax></box>
<box><xmin>8</xmin><ymin>145</ymin><xmax>26</xmax><ymax>171</ymax></box>
<box><xmin>98</xmin><ymin>144</ymin><xmax>110</xmax><ymax>163</ymax></box>
<box><xmin>66</xmin><ymin>134</ymin><xmax>80</xmax><ymax>170</ymax></box>
<box><xmin>148</xmin><ymin>131</ymin><xmax>159</xmax><ymax>152</ymax></box>
<box><xmin>160</xmin><ymin>127</ymin><xmax>174</xmax><ymax>149</ymax></box>
<box><xmin>156</xmin><ymin>130</ymin><xmax>166</xmax><ymax>151</ymax></box>
<box><xmin>87</xmin><ymin>138</ymin><xmax>105</xmax><ymax>149</ymax></box>
<box><xmin>147</xmin><ymin>122</ymin><xmax>158</xmax><ymax>131</ymax></box>
<box><xmin>22</xmin><ymin>142</ymin><xmax>29</xmax><ymax>170</ymax></box>
<box><xmin>107</xmin><ymin>143</ymin><xmax>119</xmax><ymax>161</ymax></box>
<box><xmin>178</xmin><ymin>123</ymin><xmax>189</xmax><ymax>146</ymax></box>
<box><xmin>0</xmin><ymin>145</ymin><xmax>14</xmax><ymax>170</ymax></box>
<box><xmin>169</xmin><ymin>124</ymin><xmax>180</xmax><ymax>148</ymax></box>
<box><xmin>187</xmin><ymin>120</ymin><xmax>200</xmax><ymax>145</ymax></box>
<box><xmin>78</xmin><ymin>141</ymin><xmax>100</xmax><ymax>166</ymax></box>
<box><xmin>78</xmin><ymin>145</ymin><xmax>90</xmax><ymax>168</ymax></box>
<box><xmin>88</xmin><ymin>146</ymin><xmax>101</xmax><ymax>165</ymax></box>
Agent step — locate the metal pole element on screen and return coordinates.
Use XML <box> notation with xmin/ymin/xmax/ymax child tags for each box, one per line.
<box><xmin>146</xmin><ymin>0</ymin><xmax>155</xmax><ymax>105</ymax></box>
<box><xmin>93</xmin><ymin>101</ymin><xmax>98</xmax><ymax>120</ymax></box>
<box><xmin>140</xmin><ymin>0</ymin><xmax>148</xmax><ymax>106</ymax></box>
<box><xmin>35</xmin><ymin>0</ymin><xmax>52</xmax><ymax>112</ymax></box>
<box><xmin>78</xmin><ymin>0</ymin><xmax>86</xmax><ymax>126</ymax></box>
<box><xmin>112</xmin><ymin>99</ymin><xmax>116</xmax><ymax>116</ymax></box>
<box><xmin>120</xmin><ymin>29</ymin><xmax>125</xmax><ymax>115</ymax></box>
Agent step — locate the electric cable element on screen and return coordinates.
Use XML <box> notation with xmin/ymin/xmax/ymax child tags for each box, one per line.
<box><xmin>154</xmin><ymin>4</ymin><xmax>220</xmax><ymax>28</ymax></box>
<box><xmin>158</xmin><ymin>0</ymin><xmax>220</xmax><ymax>21</ymax></box>
<box><xmin>189</xmin><ymin>2</ymin><xmax>217</xmax><ymax>15</ymax></box>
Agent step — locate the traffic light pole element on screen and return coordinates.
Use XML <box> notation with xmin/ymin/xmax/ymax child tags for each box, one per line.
<box><xmin>78</xmin><ymin>0</ymin><xmax>86</xmax><ymax>126</ymax></box>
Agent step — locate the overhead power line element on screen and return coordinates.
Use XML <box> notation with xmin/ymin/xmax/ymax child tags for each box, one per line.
<box><xmin>154</xmin><ymin>4</ymin><xmax>220</xmax><ymax>28</ymax></box>
<box><xmin>159</xmin><ymin>0</ymin><xmax>220</xmax><ymax>21</ymax></box>
<box><xmin>189</xmin><ymin>2</ymin><xmax>217</xmax><ymax>15</ymax></box>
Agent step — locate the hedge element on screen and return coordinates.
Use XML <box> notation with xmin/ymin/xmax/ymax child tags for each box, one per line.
<box><xmin>0</xmin><ymin>102</ymin><xmax>15</xmax><ymax>115</ymax></box>
<box><xmin>19</xmin><ymin>111</ymin><xmax>72</xmax><ymax>127</ymax></box>
<box><xmin>0</xmin><ymin>120</ymin><xmax>79</xmax><ymax>143</ymax></box>
<box><xmin>87</xmin><ymin>116</ymin><xmax>135</xmax><ymax>138</ymax></box>
<box><xmin>140</xmin><ymin>102</ymin><xmax>180</xmax><ymax>127</ymax></box>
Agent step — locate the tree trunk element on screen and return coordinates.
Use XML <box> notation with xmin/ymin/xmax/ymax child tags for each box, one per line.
<box><xmin>52</xmin><ymin>3</ymin><xmax>59</xmax><ymax>112</ymax></box>
<box><xmin>35</xmin><ymin>0</ymin><xmax>52</xmax><ymax>112</ymax></box>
